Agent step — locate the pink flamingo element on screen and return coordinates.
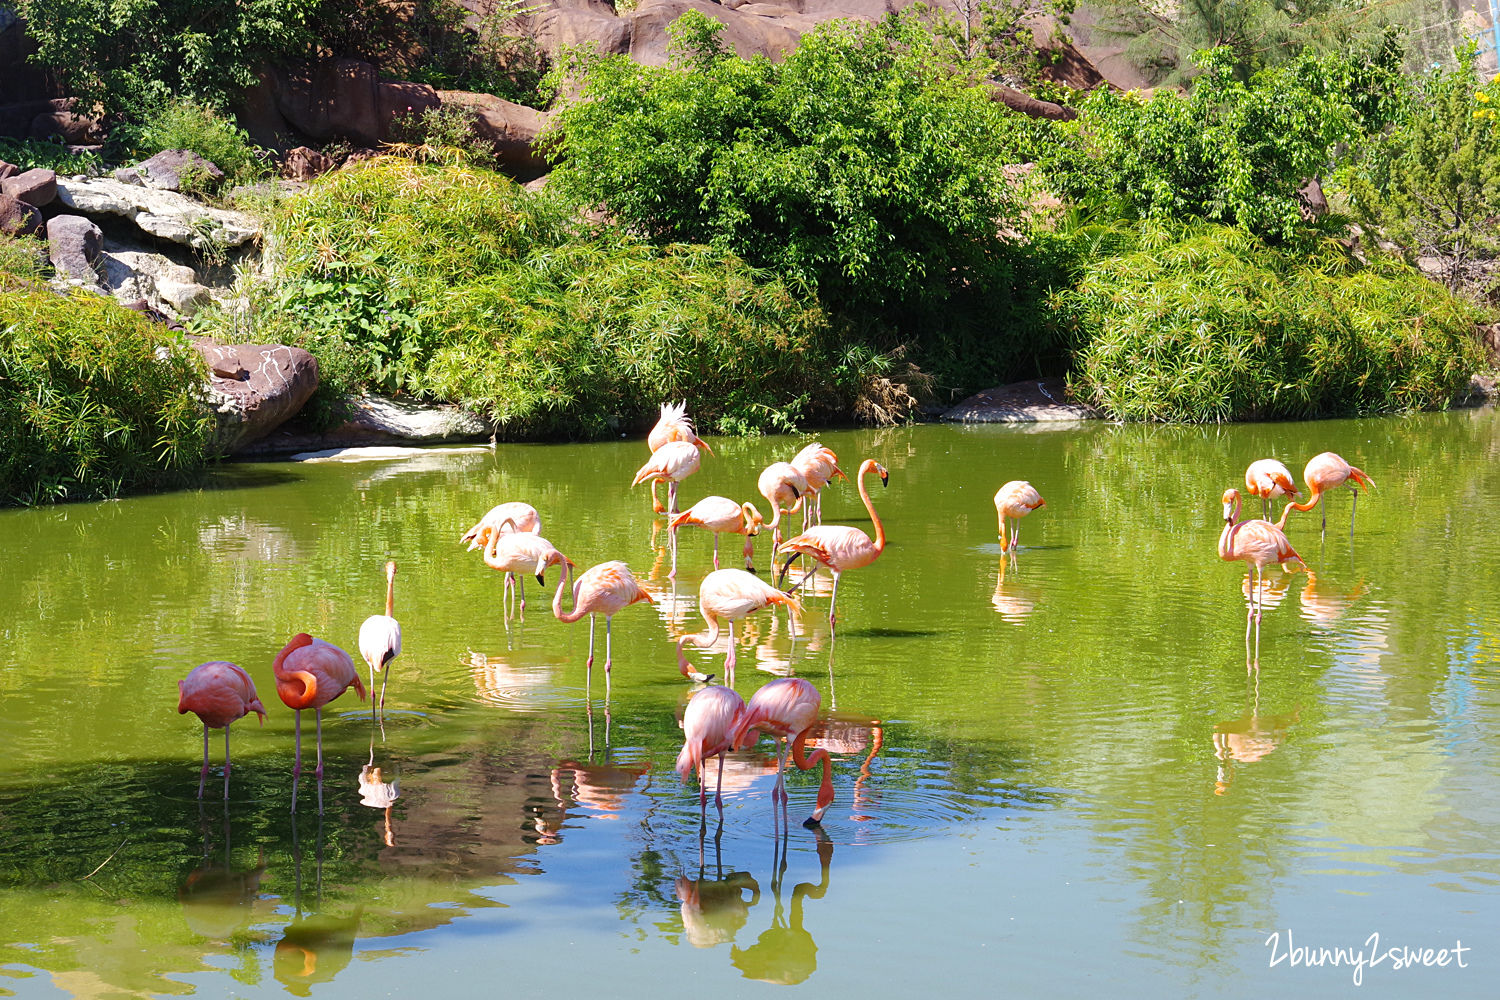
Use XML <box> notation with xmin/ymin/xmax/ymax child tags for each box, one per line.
<box><xmin>790</xmin><ymin>443</ymin><xmax>846</xmax><ymax>529</ymax></box>
<box><xmin>1244</xmin><ymin>459</ymin><xmax>1298</xmax><ymax>521</ymax></box>
<box><xmin>483</xmin><ymin>528</ymin><xmax>572</xmax><ymax>619</ymax></box>
<box><xmin>552</xmin><ymin>561</ymin><xmax>655</xmax><ymax>698</ymax></box>
<box><xmin>728</xmin><ymin>678</ymin><xmax>834</xmax><ymax>829</ymax></box>
<box><xmin>676</xmin><ymin>569</ymin><xmax>804</xmax><ymax>683</ymax></box>
<box><xmin>993</xmin><ymin>480</ymin><xmax>1045</xmax><ymax>551</ymax></box>
<box><xmin>676</xmin><ymin>684</ymin><xmax>748</xmax><ymax>820</ymax></box>
<box><xmin>632</xmin><ymin>440</ymin><xmax>707</xmax><ymax>517</ymax></box>
<box><xmin>357</xmin><ymin>560</ymin><xmax>401</xmax><ymax>718</ymax></box>
<box><xmin>273</xmin><ymin>633</ymin><xmax>366</xmax><ymax>793</ymax></box>
<box><xmin>648</xmin><ymin>402</ymin><xmax>714</xmax><ymax>514</ymax></box>
<box><xmin>776</xmin><ymin>459</ymin><xmax>889</xmax><ymax>627</ymax></box>
<box><xmin>757</xmin><ymin>461</ymin><xmax>808</xmax><ymax>555</ymax></box>
<box><xmin>670</xmin><ymin>496</ymin><xmax>765</xmax><ymax>571</ymax></box>
<box><xmin>1220</xmin><ymin>488</ymin><xmax>1308</xmax><ymax>645</ymax></box>
<box><xmin>1277</xmin><ymin>452</ymin><xmax>1374</xmax><ymax>535</ymax></box>
<box><xmin>460</xmin><ymin>502</ymin><xmax>540</xmax><ymax>552</ymax></box>
<box><xmin>178</xmin><ymin>661</ymin><xmax>267</xmax><ymax>799</ymax></box>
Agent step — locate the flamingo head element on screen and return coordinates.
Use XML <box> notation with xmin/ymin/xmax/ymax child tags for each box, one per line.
<box><xmin>871</xmin><ymin>461</ymin><xmax>890</xmax><ymax>488</ymax></box>
<box><xmin>1221</xmin><ymin>488</ymin><xmax>1241</xmax><ymax>522</ymax></box>
<box><xmin>742</xmin><ymin>502</ymin><xmax>765</xmax><ymax>535</ymax></box>
<box><xmin>536</xmin><ymin>549</ymin><xmax>569</xmax><ymax>586</ymax></box>
<box><xmin>385</xmin><ymin>560</ymin><xmax>396</xmax><ymax>580</ymax></box>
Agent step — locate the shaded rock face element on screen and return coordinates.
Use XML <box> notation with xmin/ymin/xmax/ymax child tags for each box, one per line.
<box><xmin>282</xmin><ymin>145</ymin><xmax>337</xmax><ymax>182</ymax></box>
<box><xmin>0</xmin><ymin>190</ymin><xmax>43</xmax><ymax>237</ymax></box>
<box><xmin>239</xmin><ymin>393</ymin><xmax>495</xmax><ymax>456</ymax></box>
<box><xmin>114</xmin><ymin>150</ymin><xmax>226</xmax><ymax>192</ymax></box>
<box><xmin>190</xmin><ymin>340</ymin><xmax>321</xmax><ymax>454</ymax></box>
<box><xmin>627</xmin><ymin>0</ymin><xmax>807</xmax><ymax>66</ymax></box>
<box><xmin>272</xmin><ymin>59</ymin><xmax>439</xmax><ymax>146</ymax></box>
<box><xmin>1</xmin><ymin>167</ymin><xmax>57</xmax><ymax>207</ymax></box>
<box><xmin>437</xmin><ymin>91</ymin><xmax>550</xmax><ymax>174</ymax></box>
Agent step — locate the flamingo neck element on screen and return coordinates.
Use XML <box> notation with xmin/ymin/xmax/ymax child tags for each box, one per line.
<box><xmin>859</xmin><ymin>463</ymin><xmax>884</xmax><ymax>552</ymax></box>
<box><xmin>676</xmin><ymin>614</ymin><xmax>721</xmax><ymax>675</ymax></box>
<box><xmin>384</xmin><ymin>574</ymin><xmax>395</xmax><ymax>618</ymax></box>
<box><xmin>790</xmin><ymin>732</ymin><xmax>834</xmax><ymax>820</ymax></box>
<box><xmin>551</xmin><ymin>561</ymin><xmax>578</xmax><ymax>622</ymax></box>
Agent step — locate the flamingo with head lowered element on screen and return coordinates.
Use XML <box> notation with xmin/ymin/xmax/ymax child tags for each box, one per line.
<box><xmin>677</xmin><ymin>684</ymin><xmax>747</xmax><ymax>825</ymax></box>
<box><xmin>671</xmin><ymin>497</ymin><xmax>765</xmax><ymax>572</ymax></box>
<box><xmin>552</xmin><ymin>561</ymin><xmax>654</xmax><ymax>699</ymax></box>
<box><xmin>676</xmin><ymin>569</ymin><xmax>803</xmax><ymax>684</ymax></box>
<box><xmin>776</xmin><ymin>459</ymin><xmax>889</xmax><ymax>629</ymax></box>
<box><xmin>728</xmin><ymin>678</ymin><xmax>834</xmax><ymax>829</ymax></box>
<box><xmin>1277</xmin><ymin>452</ymin><xmax>1374</xmax><ymax>536</ymax></box>
<box><xmin>633</xmin><ymin>440</ymin><xmax>708</xmax><ymax>517</ymax></box>
<box><xmin>1220</xmin><ymin>488</ymin><xmax>1308</xmax><ymax>647</ymax></box>
<box><xmin>179</xmin><ymin>661</ymin><xmax>267</xmax><ymax>799</ymax></box>
<box><xmin>1244</xmin><ymin>459</ymin><xmax>1298</xmax><ymax>521</ymax></box>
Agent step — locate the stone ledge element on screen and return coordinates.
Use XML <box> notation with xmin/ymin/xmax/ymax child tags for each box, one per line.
<box><xmin>942</xmin><ymin>377</ymin><xmax>1100</xmax><ymax>423</ymax></box>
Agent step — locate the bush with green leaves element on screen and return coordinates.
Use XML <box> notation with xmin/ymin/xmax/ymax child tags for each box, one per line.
<box><xmin>115</xmin><ymin>98</ymin><xmax>267</xmax><ymax>186</ymax></box>
<box><xmin>545</xmin><ymin>11</ymin><xmax>1026</xmax><ymax>314</ymax></box>
<box><xmin>1058</xmin><ymin>222</ymin><xmax>1485</xmax><ymax>422</ymax></box>
<box><xmin>0</xmin><ymin>138</ymin><xmax>102</xmax><ymax>176</ymax></box>
<box><xmin>257</xmin><ymin>157</ymin><xmax>864</xmax><ymax>436</ymax></box>
<box><xmin>0</xmin><ymin>288</ymin><xmax>216</xmax><ymax>506</ymax></box>
<box><xmin>1042</xmin><ymin>41</ymin><xmax>1403</xmax><ymax>244</ymax></box>
<box><xmin>1344</xmin><ymin>45</ymin><xmax>1500</xmax><ymax>299</ymax></box>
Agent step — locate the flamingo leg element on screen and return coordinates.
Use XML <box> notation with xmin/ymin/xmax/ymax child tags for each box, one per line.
<box><xmin>586</xmin><ymin>615</ymin><xmax>596</xmax><ymax>696</ymax></box>
<box><xmin>198</xmin><ymin>725</ymin><xmax>210</xmax><ymax>799</ymax></box>
<box><xmin>743</xmin><ymin>535</ymin><xmax>754</xmax><ymax>573</ymax></box>
<box><xmin>651</xmin><ymin>479</ymin><xmax>665</xmax><ymax>514</ymax></box>
<box><xmin>291</xmin><ymin>709</ymin><xmax>302</xmax><ymax>813</ymax></box>
<box><xmin>715</xmin><ymin>751</ymin><xmax>725</xmax><ymax>811</ymax></box>
<box><xmin>503</xmin><ymin>572</ymin><xmax>513</xmax><ymax>620</ymax></box>
<box><xmin>725</xmin><ymin>620</ymin><xmax>736</xmax><ymax>687</ymax></box>
<box><xmin>518</xmin><ymin>575</ymin><xmax>526</xmax><ymax>617</ymax></box>
<box><xmin>223</xmin><ymin>724</ymin><xmax>232</xmax><ymax>800</ymax></box>
<box><xmin>670</xmin><ymin>525</ymin><xmax>678</xmax><ymax>580</ymax></box>
<box><xmin>379</xmin><ymin>667</ymin><xmax>390</xmax><ymax>718</ymax></box>
<box><xmin>1012</xmin><ymin>525</ymin><xmax>1022</xmax><ymax>551</ymax></box>
<box><xmin>313</xmin><ymin>708</ymin><xmax>325</xmax><ymax>781</ymax></box>
<box><xmin>604</xmin><ymin>615</ymin><xmax>614</xmax><ymax>701</ymax></box>
<box><xmin>1321</xmin><ymin>497</ymin><xmax>1327</xmax><ymax>535</ymax></box>
<box><xmin>828</xmin><ymin>572</ymin><xmax>841</xmax><ymax>628</ymax></box>
<box><xmin>713</xmin><ymin>533</ymin><xmax>721</xmax><ymax>571</ymax></box>
<box><xmin>668</xmin><ymin>480</ymin><xmax>679</xmax><ymax>517</ymax></box>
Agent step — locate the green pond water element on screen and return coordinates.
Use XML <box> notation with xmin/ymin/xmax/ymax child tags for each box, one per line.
<box><xmin>2</xmin><ymin>409</ymin><xmax>1499</xmax><ymax>997</ymax></box>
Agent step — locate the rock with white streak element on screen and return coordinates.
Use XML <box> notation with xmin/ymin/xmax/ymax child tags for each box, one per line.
<box><xmin>56</xmin><ymin>176</ymin><xmax>260</xmax><ymax>250</ymax></box>
<box><xmin>190</xmin><ymin>339</ymin><xmax>320</xmax><ymax>454</ymax></box>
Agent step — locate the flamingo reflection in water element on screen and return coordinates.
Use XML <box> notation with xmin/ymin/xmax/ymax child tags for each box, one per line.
<box><xmin>991</xmin><ymin>557</ymin><xmax>1037</xmax><ymax>623</ymax></box>
<box><xmin>532</xmin><ymin>758</ymin><xmax>653</xmax><ymax>843</ymax></box>
<box><xmin>1299</xmin><ymin>573</ymin><xmax>1369</xmax><ymax>626</ymax></box>
<box><xmin>730</xmin><ymin>832</ymin><xmax>834</xmax><ymax>985</ymax></box>
<box><xmin>359</xmin><ymin>757</ymin><xmax>400</xmax><ymax>847</ymax></box>
<box><xmin>275</xmin><ymin>811</ymin><xmax>363</xmax><ymax>996</ymax></box>
<box><xmin>677</xmin><ymin>871</ymin><xmax>761</xmax><ymax>949</ymax></box>
<box><xmin>1213</xmin><ymin>670</ymin><xmax>1301</xmax><ymax>795</ymax></box>
<box><xmin>178</xmin><ymin>807</ymin><xmax>267</xmax><ymax>952</ymax></box>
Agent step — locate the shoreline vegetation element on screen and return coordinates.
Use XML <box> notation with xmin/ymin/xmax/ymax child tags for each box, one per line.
<box><xmin>2</xmin><ymin>3</ymin><xmax>1498</xmax><ymax>506</ymax></box>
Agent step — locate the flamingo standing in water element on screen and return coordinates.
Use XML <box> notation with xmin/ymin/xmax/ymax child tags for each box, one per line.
<box><xmin>1244</xmin><ymin>459</ymin><xmax>1298</xmax><ymax>521</ymax></box>
<box><xmin>790</xmin><ymin>443</ymin><xmax>845</xmax><ymax>529</ymax></box>
<box><xmin>676</xmin><ymin>569</ymin><xmax>804</xmax><ymax>683</ymax></box>
<box><xmin>670</xmin><ymin>497</ymin><xmax>764</xmax><ymax>571</ymax></box>
<box><xmin>777</xmin><ymin>459</ymin><xmax>888</xmax><ymax>628</ymax></box>
<box><xmin>677</xmin><ymin>684</ymin><xmax>747</xmax><ymax>821</ymax></box>
<box><xmin>1276</xmin><ymin>452</ymin><xmax>1374</xmax><ymax>535</ymax></box>
<box><xmin>552</xmin><ymin>561</ymin><xmax>654</xmax><ymax>698</ymax></box>
<box><xmin>460</xmin><ymin>502</ymin><xmax>541</xmax><ymax>552</ymax></box>
<box><xmin>274</xmin><ymin>634</ymin><xmax>366</xmax><ymax>800</ymax></box>
<box><xmin>1220</xmin><ymin>488</ymin><xmax>1308</xmax><ymax>645</ymax></box>
<box><xmin>483</xmin><ymin>529</ymin><xmax>572</xmax><ymax>619</ymax></box>
<box><xmin>648</xmin><ymin>402</ymin><xmax>714</xmax><ymax>513</ymax></box>
<box><xmin>757</xmin><ymin>462</ymin><xmax>808</xmax><ymax>556</ymax></box>
<box><xmin>728</xmin><ymin>678</ymin><xmax>834</xmax><ymax>829</ymax></box>
<box><xmin>178</xmin><ymin>661</ymin><xmax>267</xmax><ymax>799</ymax></box>
<box><xmin>357</xmin><ymin>561</ymin><xmax>401</xmax><ymax>719</ymax></box>
<box><xmin>633</xmin><ymin>440</ymin><xmax>707</xmax><ymax>517</ymax></box>
<box><xmin>993</xmin><ymin>481</ymin><xmax>1045</xmax><ymax>552</ymax></box>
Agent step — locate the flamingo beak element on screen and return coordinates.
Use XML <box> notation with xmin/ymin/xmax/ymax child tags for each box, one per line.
<box><xmin>879</xmin><ymin>471</ymin><xmax>889</xmax><ymax>488</ymax></box>
<box><xmin>536</xmin><ymin>573</ymin><xmax>546</xmax><ymax>586</ymax></box>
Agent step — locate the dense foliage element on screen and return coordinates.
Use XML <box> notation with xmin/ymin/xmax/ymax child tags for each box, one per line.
<box><xmin>1345</xmin><ymin>47</ymin><xmax>1500</xmax><ymax>299</ymax></box>
<box><xmin>1059</xmin><ymin>223</ymin><xmax>1485</xmax><ymax>422</ymax></box>
<box><xmin>1041</xmin><ymin>42</ymin><xmax>1403</xmax><ymax>244</ymax></box>
<box><xmin>114</xmin><ymin>98</ymin><xmax>267</xmax><ymax>185</ymax></box>
<box><xmin>0</xmin><ymin>281</ymin><xmax>215</xmax><ymax>506</ymax></box>
<box><xmin>253</xmin><ymin>158</ymin><xmax>865</xmax><ymax>436</ymax></box>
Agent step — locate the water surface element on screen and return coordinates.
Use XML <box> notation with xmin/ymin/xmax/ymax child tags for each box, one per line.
<box><xmin>2</xmin><ymin>409</ymin><xmax>1498</xmax><ymax>997</ymax></box>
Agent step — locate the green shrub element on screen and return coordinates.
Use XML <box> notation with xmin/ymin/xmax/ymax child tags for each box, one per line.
<box><xmin>0</xmin><ymin>234</ymin><xmax>46</xmax><ymax>286</ymax></box>
<box><xmin>116</xmin><ymin>98</ymin><xmax>266</xmax><ymax>186</ymax></box>
<box><xmin>1059</xmin><ymin>222</ymin><xmax>1485</xmax><ymax>421</ymax></box>
<box><xmin>0</xmin><ymin>138</ymin><xmax>102</xmax><ymax>176</ymax></box>
<box><xmin>0</xmin><ymin>291</ymin><xmax>216</xmax><ymax>506</ymax></box>
<box><xmin>388</xmin><ymin>104</ymin><xmax>499</xmax><ymax>169</ymax></box>
<box><xmin>260</xmin><ymin>158</ymin><xmax>861</xmax><ymax>435</ymax></box>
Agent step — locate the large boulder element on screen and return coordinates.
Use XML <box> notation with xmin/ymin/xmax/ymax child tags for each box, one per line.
<box><xmin>100</xmin><ymin>249</ymin><xmax>215</xmax><ymax>319</ymax></box>
<box><xmin>379</xmin><ymin>80</ymin><xmax>442</xmax><ymax>138</ymax></box>
<box><xmin>531</xmin><ymin>6</ymin><xmax>633</xmax><ymax>58</ymax></box>
<box><xmin>437</xmin><ymin>91</ymin><xmax>550</xmax><ymax>173</ymax></box>
<box><xmin>190</xmin><ymin>340</ymin><xmax>321</xmax><ymax>454</ymax></box>
<box><xmin>272</xmin><ymin>59</ymin><xmax>439</xmax><ymax>146</ymax></box>
<box><xmin>0</xmin><ymin>190</ymin><xmax>42</xmax><ymax>237</ymax></box>
<box><xmin>943</xmin><ymin>378</ymin><xmax>1098</xmax><ymax>423</ymax></box>
<box><xmin>239</xmin><ymin>393</ymin><xmax>495</xmax><ymax>456</ymax></box>
<box><xmin>628</xmin><ymin>0</ymin><xmax>806</xmax><ymax>65</ymax></box>
<box><xmin>45</xmin><ymin>214</ymin><xmax>104</xmax><ymax>288</ymax></box>
<box><xmin>29</xmin><ymin>108</ymin><xmax>104</xmax><ymax>143</ymax></box>
<box><xmin>114</xmin><ymin>150</ymin><xmax>226</xmax><ymax>192</ymax></box>
<box><xmin>55</xmin><ymin>177</ymin><xmax>260</xmax><ymax>250</ymax></box>
<box><xmin>0</xmin><ymin>167</ymin><xmax>55</xmax><ymax>207</ymax></box>
<box><xmin>281</xmin><ymin>145</ymin><xmax>337</xmax><ymax>182</ymax></box>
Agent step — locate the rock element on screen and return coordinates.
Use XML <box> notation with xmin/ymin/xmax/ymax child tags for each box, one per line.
<box><xmin>0</xmin><ymin>159</ymin><xmax>17</xmax><ymax>180</ymax></box>
<box><xmin>986</xmin><ymin>80</ymin><xmax>1077</xmax><ymax>121</ymax></box>
<box><xmin>29</xmin><ymin>109</ymin><xmax>104</xmax><ymax>143</ymax></box>
<box><xmin>0</xmin><ymin>167</ymin><xmax>55</xmax><ymax>207</ymax></box>
<box><xmin>189</xmin><ymin>340</ymin><xmax>321</xmax><ymax>454</ymax></box>
<box><xmin>629</xmin><ymin>0</ymin><xmax>805</xmax><ymax>65</ymax></box>
<box><xmin>1297</xmin><ymin>177</ymin><xmax>1328</xmax><ymax>220</ymax></box>
<box><xmin>100</xmin><ymin>249</ymin><xmax>215</xmax><ymax>319</ymax></box>
<box><xmin>0</xmin><ymin>190</ymin><xmax>43</xmax><ymax>237</ymax></box>
<box><xmin>1478</xmin><ymin>322</ymin><xmax>1500</xmax><ymax>364</ymax></box>
<box><xmin>274</xmin><ymin>58</ymin><xmax>383</xmax><ymax>145</ymax></box>
<box><xmin>234</xmin><ymin>69</ymin><xmax>293</xmax><ymax>150</ymax></box>
<box><xmin>114</xmin><ymin>150</ymin><xmax>226</xmax><ymax>192</ymax></box>
<box><xmin>1029</xmin><ymin>14</ymin><xmax>1110</xmax><ymax>91</ymax></box>
<box><xmin>240</xmin><ymin>393</ymin><xmax>495</xmax><ymax>456</ymax></box>
<box><xmin>437</xmin><ymin>91</ymin><xmax>550</xmax><ymax>173</ymax></box>
<box><xmin>942</xmin><ymin>377</ymin><xmax>1098</xmax><ymax>423</ymax></box>
<box><xmin>55</xmin><ymin>177</ymin><xmax>260</xmax><ymax>250</ymax></box>
<box><xmin>46</xmin><ymin>214</ymin><xmax>104</xmax><ymax>288</ymax></box>
<box><xmin>531</xmin><ymin>7</ymin><xmax>633</xmax><ymax>58</ymax></box>
<box><xmin>378</xmin><ymin>80</ymin><xmax>442</xmax><ymax>140</ymax></box>
<box><xmin>281</xmin><ymin>145</ymin><xmax>336</xmax><ymax>181</ymax></box>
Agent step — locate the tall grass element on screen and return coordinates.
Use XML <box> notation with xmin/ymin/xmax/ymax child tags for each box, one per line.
<box><xmin>1</xmin><ymin>290</ymin><xmax>215</xmax><ymax>506</ymax></box>
<box><xmin>1058</xmin><ymin>222</ymin><xmax>1486</xmax><ymax>422</ymax></box>
<box><xmin>261</xmin><ymin>158</ymin><xmax>863</xmax><ymax>435</ymax></box>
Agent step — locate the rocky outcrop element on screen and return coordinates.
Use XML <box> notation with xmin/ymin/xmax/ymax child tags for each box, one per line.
<box><xmin>114</xmin><ymin>150</ymin><xmax>226</xmax><ymax>192</ymax></box>
<box><xmin>0</xmin><ymin>190</ymin><xmax>43</xmax><ymax>237</ymax></box>
<box><xmin>45</xmin><ymin>214</ymin><xmax>103</xmax><ymax>288</ymax></box>
<box><xmin>191</xmin><ymin>340</ymin><xmax>321</xmax><ymax>454</ymax></box>
<box><xmin>272</xmin><ymin>59</ymin><xmax>439</xmax><ymax>146</ymax></box>
<box><xmin>282</xmin><ymin>145</ymin><xmax>337</xmax><ymax>182</ymax></box>
<box><xmin>101</xmin><ymin>249</ymin><xmax>214</xmax><ymax>318</ymax></box>
<box><xmin>240</xmin><ymin>393</ymin><xmax>495</xmax><ymax>456</ymax></box>
<box><xmin>437</xmin><ymin>91</ymin><xmax>550</xmax><ymax>173</ymax></box>
<box><xmin>943</xmin><ymin>378</ymin><xmax>1098</xmax><ymax>423</ymax></box>
<box><xmin>1</xmin><ymin>167</ymin><xmax>56</xmax><ymax>207</ymax></box>
<box><xmin>56</xmin><ymin>177</ymin><xmax>260</xmax><ymax>250</ymax></box>
<box><xmin>627</xmin><ymin>0</ymin><xmax>807</xmax><ymax>65</ymax></box>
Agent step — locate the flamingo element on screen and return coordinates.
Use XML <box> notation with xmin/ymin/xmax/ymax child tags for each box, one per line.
<box><xmin>648</xmin><ymin>402</ymin><xmax>714</xmax><ymax>513</ymax></box>
<box><xmin>676</xmin><ymin>684</ymin><xmax>747</xmax><ymax>820</ymax></box>
<box><xmin>676</xmin><ymin>569</ymin><xmax>804</xmax><ymax>683</ymax></box>
<box><xmin>273</xmin><ymin>633</ymin><xmax>366</xmax><ymax>797</ymax></box>
<box><xmin>460</xmin><ymin>502</ymin><xmax>540</xmax><ymax>552</ymax></box>
<box><xmin>790</xmin><ymin>443</ymin><xmax>846</xmax><ymax>529</ymax></box>
<box><xmin>1276</xmin><ymin>452</ymin><xmax>1374</xmax><ymax>535</ymax></box>
<box><xmin>551</xmin><ymin>560</ymin><xmax>654</xmax><ymax>698</ymax></box>
<box><xmin>670</xmin><ymin>496</ymin><xmax>765</xmax><ymax>571</ymax></box>
<box><xmin>757</xmin><ymin>461</ymin><xmax>808</xmax><ymax>555</ymax></box>
<box><xmin>1220</xmin><ymin>488</ymin><xmax>1308</xmax><ymax>645</ymax></box>
<box><xmin>776</xmin><ymin>459</ymin><xmax>889</xmax><ymax>628</ymax></box>
<box><xmin>483</xmin><ymin>529</ymin><xmax>572</xmax><ymax>619</ymax></box>
<box><xmin>993</xmin><ymin>480</ymin><xmax>1045</xmax><ymax>552</ymax></box>
<box><xmin>357</xmin><ymin>561</ymin><xmax>401</xmax><ymax>719</ymax></box>
<box><xmin>632</xmin><ymin>440</ymin><xmax>707</xmax><ymax>517</ymax></box>
<box><xmin>178</xmin><ymin>661</ymin><xmax>267</xmax><ymax>799</ymax></box>
<box><xmin>1244</xmin><ymin>459</ymin><xmax>1299</xmax><ymax>521</ymax></box>
<box><xmin>728</xmin><ymin>678</ymin><xmax>834</xmax><ymax>829</ymax></box>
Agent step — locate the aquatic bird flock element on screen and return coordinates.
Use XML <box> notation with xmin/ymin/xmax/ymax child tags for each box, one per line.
<box><xmin>179</xmin><ymin>403</ymin><xmax>1371</xmax><ymax>831</ymax></box>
